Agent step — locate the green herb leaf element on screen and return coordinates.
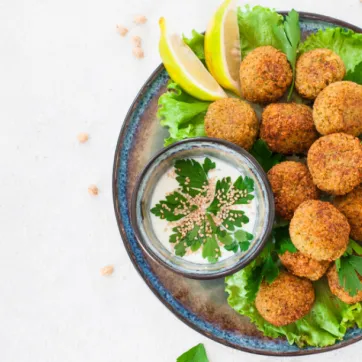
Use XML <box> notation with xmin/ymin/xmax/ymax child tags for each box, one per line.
<box><xmin>200</xmin><ymin>216</ymin><xmax>219</xmax><ymax>263</ymax></box>
<box><xmin>222</xmin><ymin>210</ymin><xmax>249</xmax><ymax>231</ymax></box>
<box><xmin>235</xmin><ymin>230</ymin><xmax>253</xmax><ymax>252</ymax></box>
<box><xmin>151</xmin><ymin>191</ymin><xmax>196</xmax><ymax>221</ymax></box>
<box><xmin>274</xmin><ymin>226</ymin><xmax>297</xmax><ymax>255</ymax></box>
<box><xmin>157</xmin><ymin>82</ymin><xmax>210</xmax><ymax>146</ymax></box>
<box><xmin>234</xmin><ymin>175</ymin><xmax>254</xmax><ymax>193</ymax></box>
<box><xmin>177</xmin><ymin>343</ymin><xmax>209</xmax><ymax>362</ymax></box>
<box><xmin>202</xmin><ymin>157</ymin><xmax>216</xmax><ymax>174</ymax></box>
<box><xmin>174</xmin><ymin>240</ymin><xmax>187</xmax><ymax>257</ymax></box>
<box><xmin>337</xmin><ymin>240</ymin><xmax>362</xmax><ymax>296</ymax></box>
<box><xmin>273</xmin><ymin>216</ymin><xmax>289</xmax><ymax>228</ymax></box>
<box><xmin>348</xmin><ymin>255</ymin><xmax>362</xmax><ymax>276</ymax></box>
<box><xmin>273</xmin><ymin>10</ymin><xmax>300</xmax><ymax>99</ymax></box>
<box><xmin>298</xmin><ymin>27</ymin><xmax>362</xmax><ymax>75</ymax></box>
<box><xmin>233</xmin><ymin>176</ymin><xmax>255</xmax><ymax>204</ymax></box>
<box><xmin>202</xmin><ymin>235</ymin><xmax>220</xmax><ymax>263</ymax></box>
<box><xmin>217</xmin><ymin>229</ymin><xmax>234</xmax><ymax>245</ymax></box>
<box><xmin>235</xmin><ymin>229</ymin><xmax>253</xmax><ymax>242</ymax></box>
<box><xmin>223</xmin><ymin>229</ymin><xmax>253</xmax><ymax>253</ymax></box>
<box><xmin>338</xmin><ymin>257</ymin><xmax>362</xmax><ymax>297</ymax></box>
<box><xmin>207</xmin><ymin>176</ymin><xmax>255</xmax><ymax>214</ymax></box>
<box><xmin>171</xmin><ymin>224</ymin><xmax>202</xmax><ymax>258</ymax></box>
<box><xmin>262</xmin><ymin>255</ymin><xmax>280</xmax><ymax>284</ymax></box>
<box><xmin>239</xmin><ymin>241</ymin><xmax>251</xmax><ymax>251</ymax></box>
<box><xmin>207</xmin><ymin>177</ymin><xmax>233</xmax><ymax>214</ymax></box>
<box><xmin>250</xmin><ymin>139</ymin><xmax>284</xmax><ymax>172</ymax></box>
<box><xmin>171</xmin><ymin>224</ymin><xmax>203</xmax><ymax>257</ymax></box>
<box><xmin>344</xmin><ymin>239</ymin><xmax>362</xmax><ymax>256</ymax></box>
<box><xmin>175</xmin><ymin>158</ymin><xmax>209</xmax><ymax>196</ymax></box>
<box><xmin>223</xmin><ymin>242</ymin><xmax>239</xmax><ymax>253</ymax></box>
<box><xmin>183</xmin><ymin>30</ymin><xmax>206</xmax><ymax>65</ymax></box>
<box><xmin>245</xmin><ymin>264</ymin><xmax>264</xmax><ymax>302</ymax></box>
<box><xmin>239</xmin><ymin>240</ymin><xmax>280</xmax><ymax>293</ymax></box>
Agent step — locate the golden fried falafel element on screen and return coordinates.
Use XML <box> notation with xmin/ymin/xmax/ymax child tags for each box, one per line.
<box><xmin>260</xmin><ymin>103</ymin><xmax>318</xmax><ymax>154</ymax></box>
<box><xmin>267</xmin><ymin>161</ymin><xmax>319</xmax><ymax>220</ymax></box>
<box><xmin>327</xmin><ymin>264</ymin><xmax>362</xmax><ymax>304</ymax></box>
<box><xmin>290</xmin><ymin>200</ymin><xmax>350</xmax><ymax>261</ymax></box>
<box><xmin>334</xmin><ymin>186</ymin><xmax>362</xmax><ymax>242</ymax></box>
<box><xmin>255</xmin><ymin>272</ymin><xmax>315</xmax><ymax>326</ymax></box>
<box><xmin>313</xmin><ymin>81</ymin><xmax>362</xmax><ymax>136</ymax></box>
<box><xmin>279</xmin><ymin>251</ymin><xmax>330</xmax><ymax>281</ymax></box>
<box><xmin>295</xmin><ymin>49</ymin><xmax>345</xmax><ymax>99</ymax></box>
<box><xmin>204</xmin><ymin>98</ymin><xmax>258</xmax><ymax>150</ymax></box>
<box><xmin>307</xmin><ymin>133</ymin><xmax>362</xmax><ymax>195</ymax></box>
<box><xmin>239</xmin><ymin>46</ymin><xmax>293</xmax><ymax>103</ymax></box>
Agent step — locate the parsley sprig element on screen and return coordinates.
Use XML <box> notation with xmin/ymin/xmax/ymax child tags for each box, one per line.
<box><xmin>249</xmin><ymin>140</ymin><xmax>284</xmax><ymax>172</ymax></box>
<box><xmin>273</xmin><ymin>9</ymin><xmax>301</xmax><ymax>100</ymax></box>
<box><xmin>274</xmin><ymin>225</ymin><xmax>297</xmax><ymax>255</ymax></box>
<box><xmin>175</xmin><ymin>158</ymin><xmax>215</xmax><ymax>196</ymax></box>
<box><xmin>336</xmin><ymin>240</ymin><xmax>362</xmax><ymax>296</ymax></box>
<box><xmin>151</xmin><ymin>158</ymin><xmax>255</xmax><ymax>262</ymax></box>
<box><xmin>151</xmin><ymin>191</ymin><xmax>197</xmax><ymax>221</ymax></box>
<box><xmin>245</xmin><ymin>225</ymin><xmax>297</xmax><ymax>301</ymax></box>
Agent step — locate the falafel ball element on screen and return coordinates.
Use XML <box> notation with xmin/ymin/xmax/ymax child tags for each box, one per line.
<box><xmin>204</xmin><ymin>98</ymin><xmax>258</xmax><ymax>150</ymax></box>
<box><xmin>307</xmin><ymin>133</ymin><xmax>362</xmax><ymax>195</ymax></box>
<box><xmin>313</xmin><ymin>81</ymin><xmax>362</xmax><ymax>136</ymax></box>
<box><xmin>268</xmin><ymin>161</ymin><xmax>319</xmax><ymax>220</ymax></box>
<box><xmin>279</xmin><ymin>251</ymin><xmax>330</xmax><ymax>281</ymax></box>
<box><xmin>239</xmin><ymin>46</ymin><xmax>293</xmax><ymax>103</ymax></box>
<box><xmin>295</xmin><ymin>49</ymin><xmax>345</xmax><ymax>100</ymax></box>
<box><xmin>260</xmin><ymin>103</ymin><xmax>318</xmax><ymax>154</ymax></box>
<box><xmin>334</xmin><ymin>186</ymin><xmax>362</xmax><ymax>242</ymax></box>
<box><xmin>255</xmin><ymin>272</ymin><xmax>315</xmax><ymax>326</ymax></box>
<box><xmin>289</xmin><ymin>200</ymin><xmax>350</xmax><ymax>261</ymax></box>
<box><xmin>327</xmin><ymin>264</ymin><xmax>362</xmax><ymax>304</ymax></box>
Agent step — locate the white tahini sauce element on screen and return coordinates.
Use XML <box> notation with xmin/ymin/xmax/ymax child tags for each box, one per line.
<box><xmin>150</xmin><ymin>157</ymin><xmax>258</xmax><ymax>264</ymax></box>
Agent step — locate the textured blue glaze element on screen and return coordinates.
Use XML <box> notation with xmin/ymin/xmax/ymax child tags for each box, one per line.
<box><xmin>115</xmin><ymin>17</ymin><xmax>362</xmax><ymax>354</ymax></box>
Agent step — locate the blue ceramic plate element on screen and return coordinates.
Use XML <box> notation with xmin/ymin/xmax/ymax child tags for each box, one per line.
<box><xmin>113</xmin><ymin>12</ymin><xmax>362</xmax><ymax>356</ymax></box>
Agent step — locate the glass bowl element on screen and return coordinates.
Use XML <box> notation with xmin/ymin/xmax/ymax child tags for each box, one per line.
<box><xmin>130</xmin><ymin>138</ymin><xmax>275</xmax><ymax>279</ymax></box>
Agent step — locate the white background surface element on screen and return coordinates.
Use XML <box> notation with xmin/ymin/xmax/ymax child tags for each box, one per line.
<box><xmin>1</xmin><ymin>0</ymin><xmax>362</xmax><ymax>361</ymax></box>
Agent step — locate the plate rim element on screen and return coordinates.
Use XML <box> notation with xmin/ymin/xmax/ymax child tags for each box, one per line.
<box><xmin>112</xmin><ymin>12</ymin><xmax>362</xmax><ymax>356</ymax></box>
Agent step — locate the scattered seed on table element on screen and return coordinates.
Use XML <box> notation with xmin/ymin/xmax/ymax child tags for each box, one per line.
<box><xmin>133</xmin><ymin>15</ymin><xmax>147</xmax><ymax>24</ymax></box>
<box><xmin>88</xmin><ymin>184</ymin><xmax>99</xmax><ymax>196</ymax></box>
<box><xmin>116</xmin><ymin>25</ymin><xmax>128</xmax><ymax>36</ymax></box>
<box><xmin>132</xmin><ymin>35</ymin><xmax>142</xmax><ymax>47</ymax></box>
<box><xmin>100</xmin><ymin>265</ymin><xmax>114</xmax><ymax>276</ymax></box>
<box><xmin>132</xmin><ymin>46</ymin><xmax>144</xmax><ymax>59</ymax></box>
<box><xmin>77</xmin><ymin>133</ymin><xmax>89</xmax><ymax>143</ymax></box>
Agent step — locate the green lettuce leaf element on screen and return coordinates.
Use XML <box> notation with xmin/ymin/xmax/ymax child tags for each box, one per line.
<box><xmin>225</xmin><ymin>251</ymin><xmax>362</xmax><ymax>348</ymax></box>
<box><xmin>157</xmin><ymin>82</ymin><xmax>210</xmax><ymax>146</ymax></box>
<box><xmin>237</xmin><ymin>5</ymin><xmax>285</xmax><ymax>57</ymax></box>
<box><xmin>183</xmin><ymin>30</ymin><xmax>205</xmax><ymax>64</ymax></box>
<box><xmin>299</xmin><ymin>27</ymin><xmax>362</xmax><ymax>78</ymax></box>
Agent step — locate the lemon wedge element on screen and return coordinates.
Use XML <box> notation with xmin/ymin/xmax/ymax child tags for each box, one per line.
<box><xmin>159</xmin><ymin>17</ymin><xmax>227</xmax><ymax>101</ymax></box>
<box><xmin>205</xmin><ymin>0</ymin><xmax>241</xmax><ymax>96</ymax></box>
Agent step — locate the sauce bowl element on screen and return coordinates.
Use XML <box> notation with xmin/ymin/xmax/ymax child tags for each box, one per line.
<box><xmin>130</xmin><ymin>138</ymin><xmax>275</xmax><ymax>279</ymax></box>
